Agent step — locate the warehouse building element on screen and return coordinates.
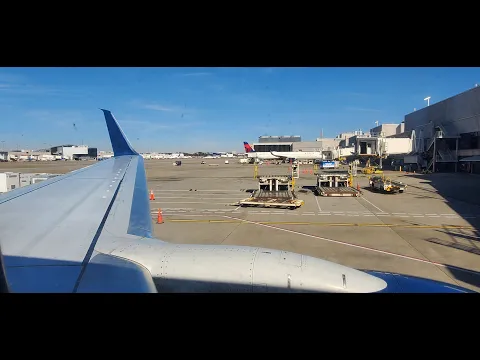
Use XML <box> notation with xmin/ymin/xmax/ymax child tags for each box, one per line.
<box><xmin>50</xmin><ymin>145</ymin><xmax>98</xmax><ymax>160</ymax></box>
<box><xmin>404</xmin><ymin>85</ymin><xmax>480</xmax><ymax>173</ymax></box>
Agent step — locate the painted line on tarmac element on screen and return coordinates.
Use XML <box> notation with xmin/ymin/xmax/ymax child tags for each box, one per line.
<box><xmin>221</xmin><ymin>215</ymin><xmax>480</xmax><ymax>277</ymax></box>
<box><xmin>166</xmin><ymin>219</ymin><xmax>241</xmax><ymax>223</ymax></box>
<box><xmin>152</xmin><ymin>196</ymin><xmax>248</xmax><ymax>200</ymax></box>
<box><xmin>157</xmin><ymin>211</ymin><xmax>467</xmax><ymax>221</ymax></box>
<box><xmin>151</xmin><ymin>201</ymin><xmax>234</xmax><ymax>204</ymax></box>
<box><xmin>315</xmin><ymin>196</ymin><xmax>322</xmax><ymax>212</ymax></box>
<box><xmin>161</xmin><ymin>217</ymin><xmax>474</xmax><ymax>229</ymax></box>
<box><xmin>150</xmin><ymin>208</ymin><xmax>469</xmax><ymax>218</ymax></box>
<box><xmin>151</xmin><ymin>189</ymin><xmax>247</xmax><ymax>192</ymax></box>
<box><xmin>359</xmin><ymin>196</ymin><xmax>385</xmax><ymax>213</ymax></box>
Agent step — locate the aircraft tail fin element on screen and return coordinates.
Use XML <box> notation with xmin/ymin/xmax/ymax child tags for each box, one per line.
<box><xmin>243</xmin><ymin>141</ymin><xmax>255</xmax><ymax>153</ymax></box>
<box><xmin>101</xmin><ymin>109</ymin><xmax>139</xmax><ymax>157</ymax></box>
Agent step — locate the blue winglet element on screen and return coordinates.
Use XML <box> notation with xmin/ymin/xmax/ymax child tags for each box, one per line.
<box><xmin>101</xmin><ymin>109</ymin><xmax>139</xmax><ymax>157</ymax></box>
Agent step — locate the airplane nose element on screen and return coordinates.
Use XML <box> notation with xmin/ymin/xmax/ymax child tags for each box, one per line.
<box><xmin>252</xmin><ymin>250</ymin><xmax>388</xmax><ymax>293</ymax></box>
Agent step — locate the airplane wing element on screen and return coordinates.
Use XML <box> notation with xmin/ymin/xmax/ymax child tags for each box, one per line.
<box><xmin>0</xmin><ymin>110</ymin><xmax>157</xmax><ymax>292</ymax></box>
<box><xmin>0</xmin><ymin>110</ymin><xmax>474</xmax><ymax>293</ymax></box>
<box><xmin>270</xmin><ymin>151</ymin><xmax>288</xmax><ymax>159</ymax></box>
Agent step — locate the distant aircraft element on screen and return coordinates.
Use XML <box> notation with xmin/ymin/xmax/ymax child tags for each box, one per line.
<box><xmin>243</xmin><ymin>141</ymin><xmax>323</xmax><ymax>160</ymax></box>
<box><xmin>0</xmin><ymin>111</ymin><xmax>473</xmax><ymax>292</ymax></box>
<box><xmin>243</xmin><ymin>142</ymin><xmax>277</xmax><ymax>160</ymax></box>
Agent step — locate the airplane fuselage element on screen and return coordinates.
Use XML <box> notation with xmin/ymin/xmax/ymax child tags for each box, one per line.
<box><xmin>272</xmin><ymin>151</ymin><xmax>322</xmax><ymax>160</ymax></box>
<box><xmin>246</xmin><ymin>152</ymin><xmax>278</xmax><ymax>160</ymax></box>
<box><xmin>247</xmin><ymin>151</ymin><xmax>323</xmax><ymax>160</ymax></box>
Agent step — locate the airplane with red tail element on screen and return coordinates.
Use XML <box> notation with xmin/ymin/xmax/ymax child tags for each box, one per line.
<box><xmin>243</xmin><ymin>141</ymin><xmax>324</xmax><ymax>160</ymax></box>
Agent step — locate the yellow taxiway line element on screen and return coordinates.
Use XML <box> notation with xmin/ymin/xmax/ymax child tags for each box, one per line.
<box><xmin>164</xmin><ymin>219</ymin><xmax>474</xmax><ymax>229</ymax></box>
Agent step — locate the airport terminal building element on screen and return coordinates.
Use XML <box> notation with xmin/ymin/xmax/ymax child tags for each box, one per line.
<box><xmin>250</xmin><ymin>132</ymin><xmax>362</xmax><ymax>160</ymax></box>
<box><xmin>252</xmin><ymin>135</ymin><xmax>345</xmax><ymax>153</ymax></box>
<box><xmin>249</xmin><ymin>86</ymin><xmax>480</xmax><ymax>173</ymax></box>
<box><xmin>404</xmin><ymin>85</ymin><xmax>480</xmax><ymax>173</ymax></box>
<box><xmin>252</xmin><ymin>136</ymin><xmax>300</xmax><ymax>152</ymax></box>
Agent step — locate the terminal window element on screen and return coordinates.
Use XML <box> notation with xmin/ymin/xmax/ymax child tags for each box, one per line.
<box><xmin>254</xmin><ymin>144</ymin><xmax>292</xmax><ymax>152</ymax></box>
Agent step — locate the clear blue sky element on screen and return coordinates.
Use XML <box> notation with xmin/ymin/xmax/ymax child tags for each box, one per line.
<box><xmin>1</xmin><ymin>67</ymin><xmax>479</xmax><ymax>153</ymax></box>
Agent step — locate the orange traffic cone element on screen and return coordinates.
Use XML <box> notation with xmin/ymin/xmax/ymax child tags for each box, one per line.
<box><xmin>157</xmin><ymin>208</ymin><xmax>163</xmax><ymax>224</ymax></box>
<box><xmin>149</xmin><ymin>190</ymin><xmax>155</xmax><ymax>200</ymax></box>
<box><xmin>356</xmin><ymin>183</ymin><xmax>360</xmax><ymax>191</ymax></box>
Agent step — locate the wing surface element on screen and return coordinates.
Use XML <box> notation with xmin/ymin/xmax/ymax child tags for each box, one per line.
<box><xmin>0</xmin><ymin>110</ymin><xmax>155</xmax><ymax>292</ymax></box>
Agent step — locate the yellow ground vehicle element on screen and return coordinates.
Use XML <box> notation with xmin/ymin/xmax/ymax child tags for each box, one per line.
<box><xmin>361</xmin><ymin>158</ymin><xmax>383</xmax><ymax>174</ymax></box>
<box><xmin>369</xmin><ymin>175</ymin><xmax>406</xmax><ymax>193</ymax></box>
<box><xmin>362</xmin><ymin>166</ymin><xmax>383</xmax><ymax>175</ymax></box>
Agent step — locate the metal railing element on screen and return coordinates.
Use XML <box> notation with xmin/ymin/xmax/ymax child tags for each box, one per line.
<box><xmin>437</xmin><ymin>148</ymin><xmax>456</xmax><ymax>161</ymax></box>
<box><xmin>426</xmin><ymin>158</ymin><xmax>434</xmax><ymax>172</ymax></box>
<box><xmin>425</xmin><ymin>124</ymin><xmax>449</xmax><ymax>152</ymax></box>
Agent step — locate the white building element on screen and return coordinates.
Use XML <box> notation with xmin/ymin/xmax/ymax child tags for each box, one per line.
<box><xmin>369</xmin><ymin>123</ymin><xmax>405</xmax><ymax>137</ymax></box>
<box><xmin>51</xmin><ymin>145</ymin><xmax>89</xmax><ymax>160</ymax></box>
<box><xmin>353</xmin><ymin>134</ymin><xmax>412</xmax><ymax>157</ymax></box>
<box><xmin>0</xmin><ymin>172</ymin><xmax>60</xmax><ymax>193</ymax></box>
<box><xmin>0</xmin><ymin>172</ymin><xmax>20</xmax><ymax>193</ymax></box>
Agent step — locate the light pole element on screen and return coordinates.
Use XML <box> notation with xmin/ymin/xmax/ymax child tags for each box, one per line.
<box><xmin>320</xmin><ymin>129</ymin><xmax>323</xmax><ymax>160</ymax></box>
<box><xmin>424</xmin><ymin>96</ymin><xmax>431</xmax><ymax>106</ymax></box>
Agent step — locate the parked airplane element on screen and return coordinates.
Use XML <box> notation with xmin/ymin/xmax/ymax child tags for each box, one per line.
<box><xmin>243</xmin><ymin>141</ymin><xmax>323</xmax><ymax>161</ymax></box>
<box><xmin>243</xmin><ymin>142</ymin><xmax>277</xmax><ymax>160</ymax></box>
<box><xmin>0</xmin><ymin>111</ymin><xmax>473</xmax><ymax>293</ymax></box>
<box><xmin>272</xmin><ymin>150</ymin><xmax>323</xmax><ymax>160</ymax></box>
